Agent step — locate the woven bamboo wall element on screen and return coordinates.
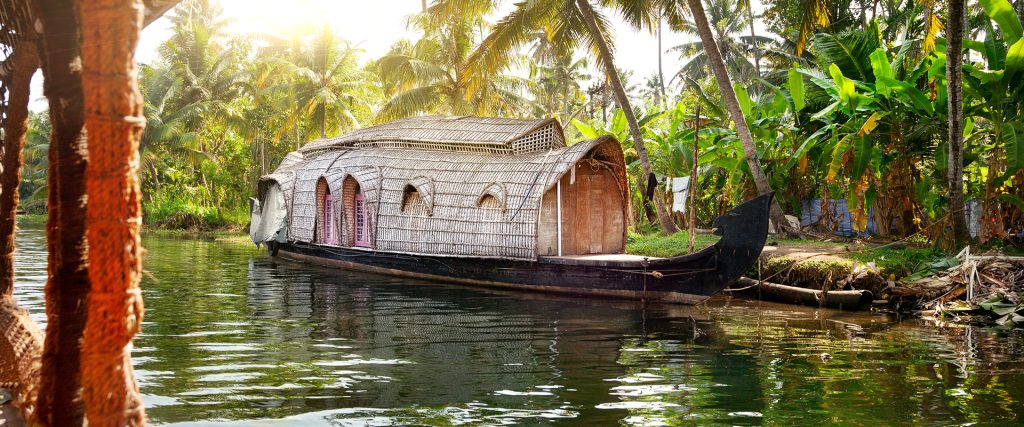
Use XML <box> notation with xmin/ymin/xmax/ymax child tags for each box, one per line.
<box><xmin>258</xmin><ymin>117</ymin><xmax>628</xmax><ymax>260</ymax></box>
<box><xmin>290</xmin><ymin>151</ymin><xmax>347</xmax><ymax>242</ymax></box>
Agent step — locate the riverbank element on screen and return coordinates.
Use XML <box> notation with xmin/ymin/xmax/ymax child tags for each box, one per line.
<box><xmin>628</xmin><ymin>230</ymin><xmax>1024</xmax><ymax>326</ymax></box>
<box><xmin>628</xmin><ymin>231</ymin><xmax>940</xmax><ymax>294</ymax></box>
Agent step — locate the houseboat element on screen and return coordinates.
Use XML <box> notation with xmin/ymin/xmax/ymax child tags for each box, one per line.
<box><xmin>249</xmin><ymin>116</ymin><xmax>771</xmax><ymax>304</ymax></box>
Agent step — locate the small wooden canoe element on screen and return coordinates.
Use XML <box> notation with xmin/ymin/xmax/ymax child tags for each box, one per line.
<box><xmin>272</xmin><ymin>193</ymin><xmax>773</xmax><ymax>304</ymax></box>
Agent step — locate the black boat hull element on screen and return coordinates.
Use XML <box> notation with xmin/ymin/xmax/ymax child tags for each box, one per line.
<box><xmin>274</xmin><ymin>193</ymin><xmax>773</xmax><ymax>304</ymax></box>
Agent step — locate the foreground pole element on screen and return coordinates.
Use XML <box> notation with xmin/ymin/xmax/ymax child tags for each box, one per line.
<box><xmin>78</xmin><ymin>0</ymin><xmax>148</xmax><ymax>425</ymax></box>
<box><xmin>33</xmin><ymin>0</ymin><xmax>92</xmax><ymax>423</ymax></box>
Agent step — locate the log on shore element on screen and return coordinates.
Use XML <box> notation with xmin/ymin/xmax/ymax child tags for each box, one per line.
<box><xmin>726</xmin><ymin>277</ymin><xmax>874</xmax><ymax>310</ymax></box>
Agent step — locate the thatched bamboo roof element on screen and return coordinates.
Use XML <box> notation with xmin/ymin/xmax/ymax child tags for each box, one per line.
<box><xmin>298</xmin><ymin>116</ymin><xmax>566</xmax><ymax>155</ymax></box>
<box><xmin>261</xmin><ymin>117</ymin><xmax>628</xmax><ymax>261</ymax></box>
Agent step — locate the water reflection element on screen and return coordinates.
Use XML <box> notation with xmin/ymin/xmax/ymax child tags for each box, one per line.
<box><xmin>11</xmin><ymin>221</ymin><xmax>1024</xmax><ymax>425</ymax></box>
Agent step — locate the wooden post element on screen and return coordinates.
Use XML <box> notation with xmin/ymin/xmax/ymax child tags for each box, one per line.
<box><xmin>557</xmin><ymin>180</ymin><xmax>563</xmax><ymax>256</ymax></box>
<box><xmin>33</xmin><ymin>0</ymin><xmax>93</xmax><ymax>423</ymax></box>
<box><xmin>689</xmin><ymin>102</ymin><xmax>701</xmax><ymax>254</ymax></box>
<box><xmin>0</xmin><ymin>36</ymin><xmax>44</xmax><ymax>419</ymax></box>
<box><xmin>77</xmin><ymin>0</ymin><xmax>147</xmax><ymax>425</ymax></box>
<box><xmin>0</xmin><ymin>39</ymin><xmax>39</xmax><ymax>296</ymax></box>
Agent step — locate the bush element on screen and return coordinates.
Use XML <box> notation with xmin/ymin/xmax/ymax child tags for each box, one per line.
<box><xmin>143</xmin><ymin>195</ymin><xmax>247</xmax><ymax>231</ymax></box>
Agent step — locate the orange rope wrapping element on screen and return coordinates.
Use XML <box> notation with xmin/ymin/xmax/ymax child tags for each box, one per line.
<box><xmin>0</xmin><ymin>37</ymin><xmax>43</xmax><ymax>421</ymax></box>
<box><xmin>77</xmin><ymin>0</ymin><xmax>147</xmax><ymax>425</ymax></box>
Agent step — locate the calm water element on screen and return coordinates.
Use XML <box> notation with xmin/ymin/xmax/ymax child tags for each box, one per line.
<box><xmin>12</xmin><ymin>221</ymin><xmax>1024</xmax><ymax>426</ymax></box>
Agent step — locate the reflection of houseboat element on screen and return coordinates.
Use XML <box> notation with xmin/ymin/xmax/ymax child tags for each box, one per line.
<box><xmin>249</xmin><ymin>116</ymin><xmax>770</xmax><ymax>304</ymax></box>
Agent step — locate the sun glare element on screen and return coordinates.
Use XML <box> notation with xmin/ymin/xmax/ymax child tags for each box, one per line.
<box><xmin>219</xmin><ymin>0</ymin><xmax>421</xmax><ymax>58</ymax></box>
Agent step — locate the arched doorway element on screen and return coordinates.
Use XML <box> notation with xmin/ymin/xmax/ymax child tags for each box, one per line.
<box><xmin>343</xmin><ymin>176</ymin><xmax>369</xmax><ymax>247</ymax></box>
<box><xmin>315</xmin><ymin>177</ymin><xmax>337</xmax><ymax>245</ymax></box>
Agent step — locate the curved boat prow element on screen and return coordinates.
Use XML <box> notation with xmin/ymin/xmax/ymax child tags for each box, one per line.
<box><xmin>712</xmin><ymin>192</ymin><xmax>774</xmax><ymax>248</ymax></box>
<box><xmin>708</xmin><ymin>192</ymin><xmax>774</xmax><ymax>286</ymax></box>
<box><xmin>646</xmin><ymin>192</ymin><xmax>773</xmax><ymax>304</ymax></box>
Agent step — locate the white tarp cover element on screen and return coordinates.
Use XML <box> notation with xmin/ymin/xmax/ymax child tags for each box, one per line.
<box><xmin>251</xmin><ymin>183</ymin><xmax>288</xmax><ymax>244</ymax></box>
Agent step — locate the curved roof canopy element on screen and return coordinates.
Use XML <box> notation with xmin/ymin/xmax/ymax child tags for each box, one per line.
<box><xmin>298</xmin><ymin>116</ymin><xmax>565</xmax><ymax>155</ymax></box>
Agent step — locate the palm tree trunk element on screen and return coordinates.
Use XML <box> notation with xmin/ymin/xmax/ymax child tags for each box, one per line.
<box><xmin>657</xmin><ymin>17</ymin><xmax>668</xmax><ymax>108</ymax></box>
<box><xmin>33</xmin><ymin>0</ymin><xmax>91</xmax><ymax>423</ymax></box>
<box><xmin>77</xmin><ymin>0</ymin><xmax>148</xmax><ymax>425</ymax></box>
<box><xmin>576</xmin><ymin>0</ymin><xmax>678</xmax><ymax>234</ymax></box>
<box><xmin>947</xmin><ymin>0</ymin><xmax>970</xmax><ymax>243</ymax></box>
<box><xmin>0</xmin><ymin>39</ymin><xmax>39</xmax><ymax>297</ymax></box>
<box><xmin>746</xmin><ymin>0</ymin><xmax>761</xmax><ymax>77</ymax></box>
<box><xmin>684</xmin><ymin>0</ymin><xmax>790</xmax><ymax>233</ymax></box>
<box><xmin>319</xmin><ymin>104</ymin><xmax>326</xmax><ymax>139</ymax></box>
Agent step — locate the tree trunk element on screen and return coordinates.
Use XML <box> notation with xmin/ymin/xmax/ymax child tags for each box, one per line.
<box><xmin>684</xmin><ymin>0</ymin><xmax>790</xmax><ymax>233</ymax></box>
<box><xmin>77</xmin><ymin>0</ymin><xmax>148</xmax><ymax>425</ymax></box>
<box><xmin>0</xmin><ymin>40</ymin><xmax>39</xmax><ymax>296</ymax></box>
<box><xmin>947</xmin><ymin>0</ymin><xmax>970</xmax><ymax>244</ymax></box>
<box><xmin>657</xmin><ymin>17</ymin><xmax>668</xmax><ymax>108</ymax></box>
<box><xmin>33</xmin><ymin>0</ymin><xmax>91</xmax><ymax>424</ymax></box>
<box><xmin>746</xmin><ymin>0</ymin><xmax>761</xmax><ymax>77</ymax></box>
<box><xmin>576</xmin><ymin>0</ymin><xmax>678</xmax><ymax>234</ymax></box>
<box><xmin>319</xmin><ymin>104</ymin><xmax>326</xmax><ymax>139</ymax></box>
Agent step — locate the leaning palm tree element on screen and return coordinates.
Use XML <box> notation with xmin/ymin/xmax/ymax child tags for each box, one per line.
<box><xmin>679</xmin><ymin>0</ymin><xmax>791</xmax><ymax>231</ymax></box>
<box><xmin>668</xmin><ymin>0</ymin><xmax>770</xmax><ymax>82</ymax></box>
<box><xmin>465</xmin><ymin>0</ymin><xmax>681</xmax><ymax>233</ymax></box>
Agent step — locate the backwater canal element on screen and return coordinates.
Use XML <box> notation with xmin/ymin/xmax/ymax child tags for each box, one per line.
<box><xmin>12</xmin><ymin>221</ymin><xmax>1024</xmax><ymax>425</ymax></box>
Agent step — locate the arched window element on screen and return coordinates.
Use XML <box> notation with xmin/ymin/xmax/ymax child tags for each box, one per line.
<box><xmin>400</xmin><ymin>177</ymin><xmax>434</xmax><ymax>216</ymax></box>
<box><xmin>475</xmin><ymin>182</ymin><xmax>508</xmax><ymax>222</ymax></box>
<box><xmin>478</xmin><ymin>194</ymin><xmax>501</xmax><ymax>209</ymax></box>
<box><xmin>401</xmin><ymin>185</ymin><xmax>429</xmax><ymax>216</ymax></box>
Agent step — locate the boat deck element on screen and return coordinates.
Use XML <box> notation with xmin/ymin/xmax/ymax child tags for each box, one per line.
<box><xmin>540</xmin><ymin>253</ymin><xmax>664</xmax><ymax>266</ymax></box>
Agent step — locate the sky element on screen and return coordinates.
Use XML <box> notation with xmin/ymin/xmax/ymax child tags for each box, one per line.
<box><xmin>31</xmin><ymin>0</ymin><xmax>768</xmax><ymax>111</ymax></box>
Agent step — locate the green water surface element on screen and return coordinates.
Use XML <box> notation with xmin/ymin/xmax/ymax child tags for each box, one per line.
<box><xmin>12</xmin><ymin>222</ymin><xmax>1024</xmax><ymax>426</ymax></box>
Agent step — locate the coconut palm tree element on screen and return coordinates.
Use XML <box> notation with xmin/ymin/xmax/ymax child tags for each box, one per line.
<box><xmin>465</xmin><ymin>0</ymin><xmax>682</xmax><ymax>233</ymax></box>
<box><xmin>279</xmin><ymin>25</ymin><xmax>373</xmax><ymax>139</ymax></box>
<box><xmin>668</xmin><ymin>0</ymin><xmax>771</xmax><ymax>82</ymax></box>
<box><xmin>159</xmin><ymin>0</ymin><xmax>239</xmax><ymax>110</ymax></box>
<box><xmin>947</xmin><ymin>0</ymin><xmax>969</xmax><ymax>243</ymax></box>
<box><xmin>376</xmin><ymin>12</ymin><xmax>532</xmax><ymax>122</ymax></box>
<box><xmin>530</xmin><ymin>54</ymin><xmax>590</xmax><ymax>119</ymax></box>
<box><xmin>681</xmin><ymin>0</ymin><xmax>791</xmax><ymax>231</ymax></box>
<box><xmin>138</xmin><ymin>65</ymin><xmax>202</xmax><ymax>194</ymax></box>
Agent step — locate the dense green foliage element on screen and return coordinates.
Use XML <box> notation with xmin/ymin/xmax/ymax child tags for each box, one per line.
<box><xmin>20</xmin><ymin>0</ymin><xmax>1024</xmax><ymax>245</ymax></box>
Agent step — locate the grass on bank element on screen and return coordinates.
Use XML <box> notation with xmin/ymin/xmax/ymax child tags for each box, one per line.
<box><xmin>626</xmin><ymin>231</ymin><xmax>720</xmax><ymax>257</ymax></box>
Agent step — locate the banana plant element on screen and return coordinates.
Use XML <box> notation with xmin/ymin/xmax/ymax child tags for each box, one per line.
<box><xmin>792</xmin><ymin>38</ymin><xmax>941</xmax><ymax>233</ymax></box>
